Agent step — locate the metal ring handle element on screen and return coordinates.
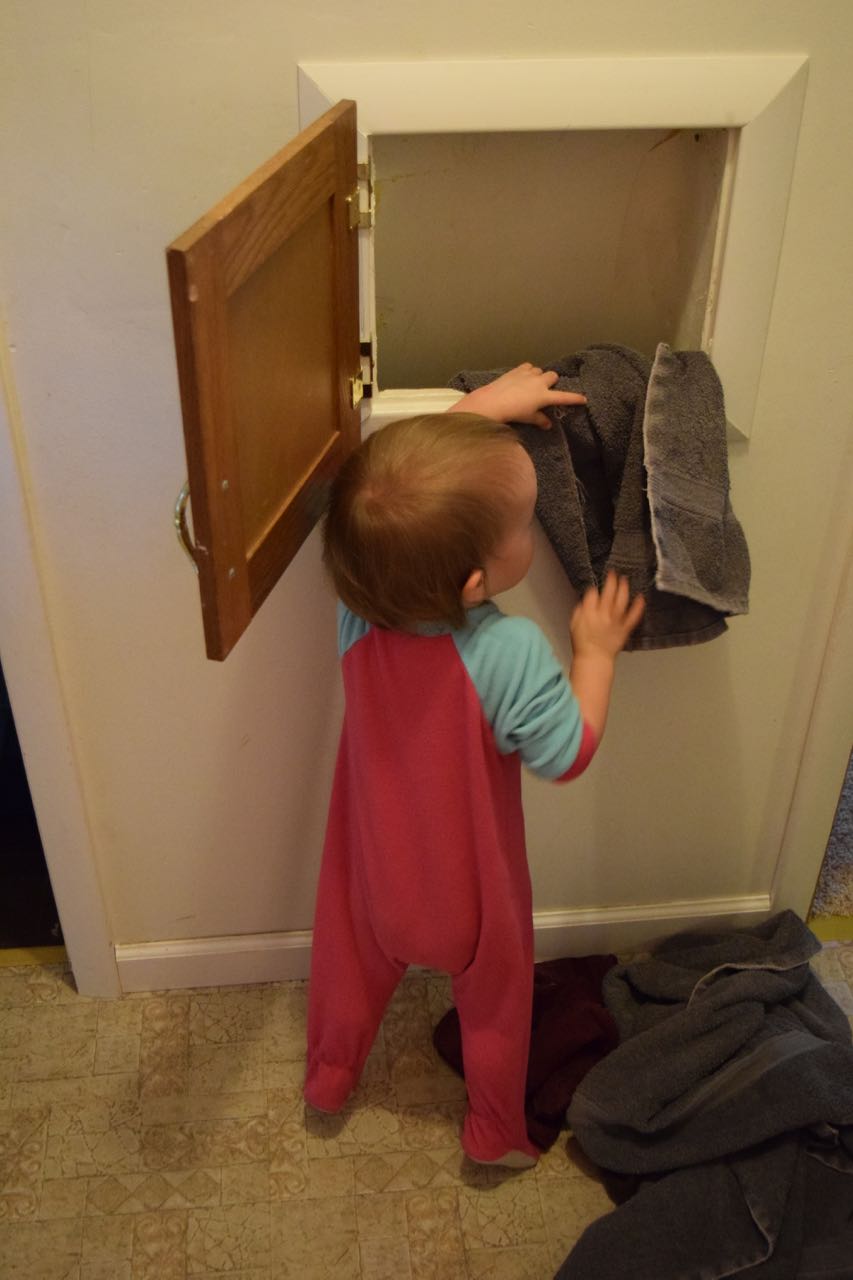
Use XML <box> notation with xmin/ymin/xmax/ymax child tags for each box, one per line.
<box><xmin>174</xmin><ymin>482</ymin><xmax>199</xmax><ymax>572</ymax></box>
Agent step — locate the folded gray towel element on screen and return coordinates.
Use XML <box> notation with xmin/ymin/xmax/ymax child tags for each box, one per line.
<box><xmin>644</xmin><ymin>344</ymin><xmax>750</xmax><ymax>615</ymax></box>
<box><xmin>450</xmin><ymin>344</ymin><xmax>750</xmax><ymax>649</ymax></box>
<box><xmin>557</xmin><ymin>912</ymin><xmax>853</xmax><ymax>1279</ymax></box>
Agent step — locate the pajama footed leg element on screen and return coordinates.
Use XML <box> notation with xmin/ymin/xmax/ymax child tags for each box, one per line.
<box><xmin>461</xmin><ymin>1106</ymin><xmax>540</xmax><ymax>1169</ymax></box>
<box><xmin>303</xmin><ymin>1061</ymin><xmax>361</xmax><ymax>1114</ymax></box>
<box><xmin>452</xmin><ymin>963</ymin><xmax>539</xmax><ymax>1168</ymax></box>
<box><xmin>304</xmin><ymin>941</ymin><xmax>404</xmax><ymax>1113</ymax></box>
<box><xmin>304</xmin><ymin>803</ymin><xmax>405</xmax><ymax>1113</ymax></box>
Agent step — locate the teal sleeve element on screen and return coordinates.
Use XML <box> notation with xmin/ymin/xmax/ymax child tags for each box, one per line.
<box><xmin>454</xmin><ymin>610</ymin><xmax>584</xmax><ymax>779</ymax></box>
<box><xmin>337</xmin><ymin>601</ymin><xmax>371</xmax><ymax>658</ymax></box>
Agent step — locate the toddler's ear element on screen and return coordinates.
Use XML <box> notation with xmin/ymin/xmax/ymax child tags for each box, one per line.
<box><xmin>461</xmin><ymin>569</ymin><xmax>487</xmax><ymax>608</ymax></box>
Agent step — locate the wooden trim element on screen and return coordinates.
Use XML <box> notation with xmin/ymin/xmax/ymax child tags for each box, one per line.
<box><xmin>772</xmin><ymin>503</ymin><xmax>853</xmax><ymax>916</ymax></box>
<box><xmin>115</xmin><ymin>894</ymin><xmax>773</xmax><ymax>991</ymax></box>
<box><xmin>301</xmin><ymin>60</ymin><xmax>808</xmax><ymax>441</ymax></box>
<box><xmin>0</xmin><ymin>325</ymin><xmax>119</xmax><ymax>997</ymax></box>
<box><xmin>299</xmin><ymin>57</ymin><xmax>807</xmax><ymax>133</ymax></box>
<box><xmin>0</xmin><ymin>947</ymin><xmax>68</xmax><ymax>969</ymax></box>
<box><xmin>531</xmin><ymin>895</ymin><xmax>772</xmax><ymax>959</ymax></box>
<box><xmin>808</xmin><ymin>917</ymin><xmax>853</xmax><ymax>943</ymax></box>
<box><xmin>116</xmin><ymin>931</ymin><xmax>315</xmax><ymax>992</ymax></box>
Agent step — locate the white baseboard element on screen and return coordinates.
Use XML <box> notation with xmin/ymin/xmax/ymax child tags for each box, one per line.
<box><xmin>116</xmin><ymin>930</ymin><xmax>314</xmax><ymax>993</ymax></box>
<box><xmin>115</xmin><ymin>894</ymin><xmax>773</xmax><ymax>993</ymax></box>
<box><xmin>530</xmin><ymin>894</ymin><xmax>773</xmax><ymax>960</ymax></box>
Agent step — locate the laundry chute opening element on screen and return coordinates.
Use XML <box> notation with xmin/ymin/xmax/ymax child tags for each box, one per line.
<box><xmin>371</xmin><ymin>128</ymin><xmax>733</xmax><ymax>393</ymax></box>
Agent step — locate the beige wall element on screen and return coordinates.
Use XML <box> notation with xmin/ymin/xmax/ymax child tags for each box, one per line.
<box><xmin>1</xmin><ymin>2</ymin><xmax>851</xmax><ymax>969</ymax></box>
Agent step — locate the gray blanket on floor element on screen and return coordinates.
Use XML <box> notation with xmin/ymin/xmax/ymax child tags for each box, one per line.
<box><xmin>450</xmin><ymin>344</ymin><xmax>750</xmax><ymax>649</ymax></box>
<box><xmin>557</xmin><ymin>912</ymin><xmax>853</xmax><ymax>1279</ymax></box>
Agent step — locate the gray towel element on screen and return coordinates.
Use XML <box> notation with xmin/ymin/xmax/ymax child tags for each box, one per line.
<box><xmin>556</xmin><ymin>912</ymin><xmax>853</xmax><ymax>1278</ymax></box>
<box><xmin>644</xmin><ymin>345</ymin><xmax>750</xmax><ymax>615</ymax></box>
<box><xmin>450</xmin><ymin>344</ymin><xmax>750</xmax><ymax>649</ymax></box>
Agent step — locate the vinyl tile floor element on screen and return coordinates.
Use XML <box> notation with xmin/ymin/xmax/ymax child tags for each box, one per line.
<box><xmin>2</xmin><ymin>945</ymin><xmax>852</xmax><ymax>1280</ymax></box>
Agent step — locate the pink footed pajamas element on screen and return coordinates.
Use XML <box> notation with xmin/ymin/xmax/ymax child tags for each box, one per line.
<box><xmin>304</xmin><ymin>602</ymin><xmax>594</xmax><ymax>1162</ymax></box>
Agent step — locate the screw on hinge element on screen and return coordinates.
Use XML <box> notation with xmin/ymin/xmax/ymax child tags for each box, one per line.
<box><xmin>345</xmin><ymin>167</ymin><xmax>374</xmax><ymax>231</ymax></box>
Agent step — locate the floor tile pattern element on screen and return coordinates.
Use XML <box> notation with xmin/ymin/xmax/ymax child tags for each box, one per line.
<box><xmin>1</xmin><ymin>945</ymin><xmax>851</xmax><ymax>1278</ymax></box>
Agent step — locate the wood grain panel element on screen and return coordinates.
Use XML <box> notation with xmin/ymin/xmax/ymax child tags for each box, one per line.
<box><xmin>167</xmin><ymin>236</ymin><xmax>253</xmax><ymax>659</ymax></box>
<box><xmin>167</xmin><ymin>100</ymin><xmax>360</xmax><ymax>660</ymax></box>
<box><xmin>227</xmin><ymin>199</ymin><xmax>337</xmax><ymax>553</ymax></box>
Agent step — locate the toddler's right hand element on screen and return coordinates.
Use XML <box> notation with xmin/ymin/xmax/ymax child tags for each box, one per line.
<box><xmin>449</xmin><ymin>363</ymin><xmax>586</xmax><ymax>428</ymax></box>
<box><xmin>570</xmin><ymin>572</ymin><xmax>645</xmax><ymax>659</ymax></box>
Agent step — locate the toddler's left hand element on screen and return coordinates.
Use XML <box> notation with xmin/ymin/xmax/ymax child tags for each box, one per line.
<box><xmin>450</xmin><ymin>363</ymin><xmax>587</xmax><ymax>429</ymax></box>
<box><xmin>570</xmin><ymin>572</ymin><xmax>646</xmax><ymax>660</ymax></box>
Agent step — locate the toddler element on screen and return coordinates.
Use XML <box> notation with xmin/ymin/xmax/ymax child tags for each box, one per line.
<box><xmin>304</xmin><ymin>365</ymin><xmax>644</xmax><ymax>1167</ymax></box>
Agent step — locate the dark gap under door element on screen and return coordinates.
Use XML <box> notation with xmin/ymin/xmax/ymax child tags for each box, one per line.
<box><xmin>0</xmin><ymin>662</ymin><xmax>63</xmax><ymax>948</ymax></box>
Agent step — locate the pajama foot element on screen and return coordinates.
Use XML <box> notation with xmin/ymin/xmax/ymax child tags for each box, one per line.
<box><xmin>466</xmin><ymin>1148</ymin><xmax>539</xmax><ymax>1170</ymax></box>
<box><xmin>461</xmin><ymin>1110</ymin><xmax>540</xmax><ymax>1169</ymax></box>
<box><xmin>303</xmin><ymin>1060</ymin><xmax>357</xmax><ymax>1114</ymax></box>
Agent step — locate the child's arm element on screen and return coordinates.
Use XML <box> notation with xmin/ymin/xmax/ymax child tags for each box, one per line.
<box><xmin>569</xmin><ymin>572</ymin><xmax>645</xmax><ymax>743</ymax></box>
<box><xmin>449</xmin><ymin>362</ymin><xmax>586</xmax><ymax>428</ymax></box>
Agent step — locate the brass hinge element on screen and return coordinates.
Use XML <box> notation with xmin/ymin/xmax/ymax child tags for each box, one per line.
<box><xmin>349</xmin><ymin>341</ymin><xmax>375</xmax><ymax>409</ymax></box>
<box><xmin>346</xmin><ymin>161</ymin><xmax>374</xmax><ymax>231</ymax></box>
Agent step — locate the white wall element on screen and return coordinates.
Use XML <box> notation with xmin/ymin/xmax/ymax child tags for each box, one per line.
<box><xmin>1</xmin><ymin>1</ymin><xmax>851</xmax><ymax>989</ymax></box>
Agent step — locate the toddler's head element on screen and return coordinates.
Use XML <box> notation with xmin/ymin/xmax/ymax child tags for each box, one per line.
<box><xmin>323</xmin><ymin>413</ymin><xmax>537</xmax><ymax>630</ymax></box>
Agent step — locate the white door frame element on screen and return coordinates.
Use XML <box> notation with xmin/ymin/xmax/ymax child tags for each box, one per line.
<box><xmin>0</xmin><ymin>324</ymin><xmax>119</xmax><ymax>996</ymax></box>
<box><xmin>772</xmin><ymin>476</ymin><xmax>853</xmax><ymax>917</ymax></box>
<box><xmin>298</xmin><ymin>54</ymin><xmax>809</xmax><ymax>442</ymax></box>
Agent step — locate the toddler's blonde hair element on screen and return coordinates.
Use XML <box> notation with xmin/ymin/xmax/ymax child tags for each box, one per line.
<box><xmin>323</xmin><ymin>413</ymin><xmax>524</xmax><ymax>630</ymax></box>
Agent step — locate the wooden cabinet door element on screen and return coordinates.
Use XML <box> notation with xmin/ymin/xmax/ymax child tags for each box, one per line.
<box><xmin>168</xmin><ymin>101</ymin><xmax>360</xmax><ymax>660</ymax></box>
